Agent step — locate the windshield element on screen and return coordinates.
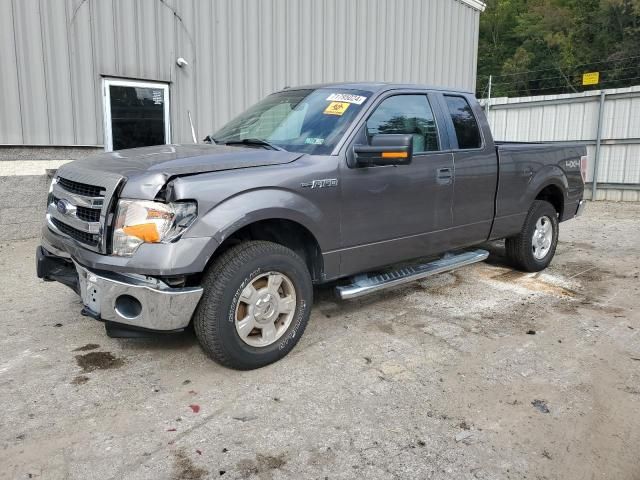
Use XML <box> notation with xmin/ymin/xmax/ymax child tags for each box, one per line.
<box><xmin>211</xmin><ymin>88</ymin><xmax>371</xmax><ymax>155</ymax></box>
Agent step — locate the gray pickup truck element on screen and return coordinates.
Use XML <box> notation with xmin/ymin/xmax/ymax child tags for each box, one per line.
<box><xmin>37</xmin><ymin>82</ymin><xmax>586</xmax><ymax>369</ymax></box>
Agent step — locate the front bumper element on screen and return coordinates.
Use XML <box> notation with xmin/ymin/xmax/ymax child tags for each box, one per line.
<box><xmin>575</xmin><ymin>199</ymin><xmax>587</xmax><ymax>217</ymax></box>
<box><xmin>41</xmin><ymin>221</ymin><xmax>219</xmax><ymax>277</ymax></box>
<box><xmin>37</xmin><ymin>246</ymin><xmax>203</xmax><ymax>331</ymax></box>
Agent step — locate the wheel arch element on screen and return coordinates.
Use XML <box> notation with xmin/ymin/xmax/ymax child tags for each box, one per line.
<box><xmin>184</xmin><ymin>188</ymin><xmax>334</xmax><ymax>282</ymax></box>
<box><xmin>210</xmin><ymin>218</ymin><xmax>325</xmax><ymax>282</ymax></box>
<box><xmin>534</xmin><ymin>182</ymin><xmax>565</xmax><ymax>218</ymax></box>
<box><xmin>527</xmin><ymin>162</ymin><xmax>568</xmax><ymax>216</ymax></box>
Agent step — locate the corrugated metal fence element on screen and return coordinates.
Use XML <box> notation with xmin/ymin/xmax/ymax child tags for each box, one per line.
<box><xmin>485</xmin><ymin>86</ymin><xmax>640</xmax><ymax>201</ymax></box>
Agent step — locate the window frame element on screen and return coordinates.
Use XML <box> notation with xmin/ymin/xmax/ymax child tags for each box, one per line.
<box><xmin>102</xmin><ymin>77</ymin><xmax>171</xmax><ymax>152</ymax></box>
<box><xmin>362</xmin><ymin>92</ymin><xmax>443</xmax><ymax>155</ymax></box>
<box><xmin>440</xmin><ymin>94</ymin><xmax>484</xmax><ymax>151</ymax></box>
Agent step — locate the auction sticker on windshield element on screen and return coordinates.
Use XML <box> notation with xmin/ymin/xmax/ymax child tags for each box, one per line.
<box><xmin>326</xmin><ymin>93</ymin><xmax>367</xmax><ymax>104</ymax></box>
<box><xmin>324</xmin><ymin>101</ymin><xmax>350</xmax><ymax>116</ymax></box>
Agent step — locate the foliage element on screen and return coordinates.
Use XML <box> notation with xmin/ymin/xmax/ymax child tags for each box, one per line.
<box><xmin>477</xmin><ymin>0</ymin><xmax>640</xmax><ymax>97</ymax></box>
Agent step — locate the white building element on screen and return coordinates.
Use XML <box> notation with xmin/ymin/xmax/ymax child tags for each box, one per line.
<box><xmin>0</xmin><ymin>0</ymin><xmax>486</xmax><ymax>240</ymax></box>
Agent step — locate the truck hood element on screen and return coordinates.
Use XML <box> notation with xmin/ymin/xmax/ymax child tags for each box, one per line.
<box><xmin>61</xmin><ymin>144</ymin><xmax>303</xmax><ymax>177</ymax></box>
<box><xmin>57</xmin><ymin>143</ymin><xmax>304</xmax><ymax>199</ymax></box>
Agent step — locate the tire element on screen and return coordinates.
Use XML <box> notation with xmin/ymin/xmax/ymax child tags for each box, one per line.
<box><xmin>505</xmin><ymin>200</ymin><xmax>559</xmax><ymax>272</ymax></box>
<box><xmin>193</xmin><ymin>240</ymin><xmax>313</xmax><ymax>370</ymax></box>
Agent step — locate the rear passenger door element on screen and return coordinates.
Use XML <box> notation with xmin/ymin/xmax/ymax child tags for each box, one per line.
<box><xmin>438</xmin><ymin>94</ymin><xmax>498</xmax><ymax>247</ymax></box>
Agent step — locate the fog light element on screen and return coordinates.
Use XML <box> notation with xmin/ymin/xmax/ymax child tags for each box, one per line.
<box><xmin>114</xmin><ymin>295</ymin><xmax>142</xmax><ymax>319</ymax></box>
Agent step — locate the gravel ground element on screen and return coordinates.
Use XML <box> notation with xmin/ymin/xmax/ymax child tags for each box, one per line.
<box><xmin>1</xmin><ymin>201</ymin><xmax>639</xmax><ymax>480</ymax></box>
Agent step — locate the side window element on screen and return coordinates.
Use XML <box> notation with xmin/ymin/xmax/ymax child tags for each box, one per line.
<box><xmin>366</xmin><ymin>95</ymin><xmax>439</xmax><ymax>152</ymax></box>
<box><xmin>444</xmin><ymin>95</ymin><xmax>482</xmax><ymax>149</ymax></box>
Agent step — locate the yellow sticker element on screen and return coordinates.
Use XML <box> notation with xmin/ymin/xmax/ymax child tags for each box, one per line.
<box><xmin>324</xmin><ymin>101</ymin><xmax>350</xmax><ymax>116</ymax></box>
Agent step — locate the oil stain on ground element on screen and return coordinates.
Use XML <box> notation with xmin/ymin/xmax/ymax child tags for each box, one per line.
<box><xmin>376</xmin><ymin>323</ymin><xmax>395</xmax><ymax>335</ymax></box>
<box><xmin>172</xmin><ymin>449</ymin><xmax>208</xmax><ymax>480</ymax></box>
<box><xmin>71</xmin><ymin>375</ymin><xmax>89</xmax><ymax>385</ymax></box>
<box><xmin>236</xmin><ymin>453</ymin><xmax>287</xmax><ymax>479</ymax></box>
<box><xmin>421</xmin><ymin>272</ymin><xmax>463</xmax><ymax>295</ymax></box>
<box><xmin>75</xmin><ymin>351</ymin><xmax>124</xmax><ymax>372</ymax></box>
<box><xmin>560</xmin><ymin>260</ymin><xmax>606</xmax><ymax>282</ymax></box>
<box><xmin>482</xmin><ymin>267</ymin><xmax>577</xmax><ymax>298</ymax></box>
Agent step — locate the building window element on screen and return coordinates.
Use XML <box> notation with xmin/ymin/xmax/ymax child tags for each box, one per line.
<box><xmin>102</xmin><ymin>78</ymin><xmax>171</xmax><ymax>151</ymax></box>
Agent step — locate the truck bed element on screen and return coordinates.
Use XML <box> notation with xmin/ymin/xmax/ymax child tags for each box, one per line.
<box><xmin>490</xmin><ymin>141</ymin><xmax>586</xmax><ymax>240</ymax></box>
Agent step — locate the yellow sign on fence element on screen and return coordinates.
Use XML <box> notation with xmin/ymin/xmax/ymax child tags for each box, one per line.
<box><xmin>582</xmin><ymin>72</ymin><xmax>600</xmax><ymax>86</ymax></box>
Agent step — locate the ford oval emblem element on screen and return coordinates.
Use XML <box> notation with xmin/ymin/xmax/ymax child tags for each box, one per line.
<box><xmin>57</xmin><ymin>199</ymin><xmax>73</xmax><ymax>215</ymax></box>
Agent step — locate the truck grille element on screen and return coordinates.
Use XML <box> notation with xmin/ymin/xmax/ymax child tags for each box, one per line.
<box><xmin>46</xmin><ymin>170</ymin><xmax>122</xmax><ymax>253</ymax></box>
<box><xmin>75</xmin><ymin>205</ymin><xmax>101</xmax><ymax>223</ymax></box>
<box><xmin>57</xmin><ymin>177</ymin><xmax>105</xmax><ymax>197</ymax></box>
<box><xmin>52</xmin><ymin>196</ymin><xmax>101</xmax><ymax>222</ymax></box>
<box><xmin>50</xmin><ymin>218</ymin><xmax>100</xmax><ymax>247</ymax></box>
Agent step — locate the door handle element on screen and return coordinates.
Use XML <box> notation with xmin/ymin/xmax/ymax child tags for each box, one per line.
<box><xmin>436</xmin><ymin>167</ymin><xmax>453</xmax><ymax>184</ymax></box>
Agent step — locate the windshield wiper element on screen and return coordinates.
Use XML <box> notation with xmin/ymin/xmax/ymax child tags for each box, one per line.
<box><xmin>222</xmin><ymin>138</ymin><xmax>285</xmax><ymax>151</ymax></box>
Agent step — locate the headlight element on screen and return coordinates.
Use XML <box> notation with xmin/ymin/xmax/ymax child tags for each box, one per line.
<box><xmin>47</xmin><ymin>177</ymin><xmax>57</xmax><ymax>206</ymax></box>
<box><xmin>112</xmin><ymin>199</ymin><xmax>197</xmax><ymax>257</ymax></box>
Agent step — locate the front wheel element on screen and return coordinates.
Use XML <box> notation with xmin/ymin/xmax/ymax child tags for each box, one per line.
<box><xmin>505</xmin><ymin>200</ymin><xmax>559</xmax><ymax>272</ymax></box>
<box><xmin>193</xmin><ymin>240</ymin><xmax>313</xmax><ymax>370</ymax></box>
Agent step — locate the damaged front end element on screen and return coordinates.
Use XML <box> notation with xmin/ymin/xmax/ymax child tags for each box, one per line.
<box><xmin>36</xmin><ymin>245</ymin><xmax>203</xmax><ymax>337</ymax></box>
<box><xmin>37</xmin><ymin>159</ymin><xmax>208</xmax><ymax>337</ymax></box>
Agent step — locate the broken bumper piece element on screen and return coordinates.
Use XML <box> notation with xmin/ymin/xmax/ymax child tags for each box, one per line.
<box><xmin>36</xmin><ymin>246</ymin><xmax>203</xmax><ymax>332</ymax></box>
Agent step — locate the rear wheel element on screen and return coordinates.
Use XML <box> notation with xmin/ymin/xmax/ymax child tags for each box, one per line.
<box><xmin>193</xmin><ymin>240</ymin><xmax>312</xmax><ymax>370</ymax></box>
<box><xmin>505</xmin><ymin>200</ymin><xmax>559</xmax><ymax>272</ymax></box>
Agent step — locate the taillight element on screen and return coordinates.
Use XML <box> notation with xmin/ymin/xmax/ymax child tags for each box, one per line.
<box><xmin>580</xmin><ymin>155</ymin><xmax>588</xmax><ymax>182</ymax></box>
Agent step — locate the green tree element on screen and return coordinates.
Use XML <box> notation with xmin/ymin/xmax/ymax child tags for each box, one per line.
<box><xmin>477</xmin><ymin>0</ymin><xmax>640</xmax><ymax>97</ymax></box>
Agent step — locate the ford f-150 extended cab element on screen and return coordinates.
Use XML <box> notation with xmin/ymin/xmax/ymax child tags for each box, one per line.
<box><xmin>37</xmin><ymin>83</ymin><xmax>587</xmax><ymax>369</ymax></box>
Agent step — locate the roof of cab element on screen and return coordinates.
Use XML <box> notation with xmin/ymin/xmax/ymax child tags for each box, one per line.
<box><xmin>279</xmin><ymin>81</ymin><xmax>473</xmax><ymax>95</ymax></box>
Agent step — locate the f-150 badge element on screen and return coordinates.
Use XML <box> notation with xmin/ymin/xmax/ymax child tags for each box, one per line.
<box><xmin>301</xmin><ymin>178</ymin><xmax>338</xmax><ymax>189</ymax></box>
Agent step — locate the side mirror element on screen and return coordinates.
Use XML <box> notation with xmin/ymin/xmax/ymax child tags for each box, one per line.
<box><xmin>353</xmin><ymin>134</ymin><xmax>413</xmax><ymax>167</ymax></box>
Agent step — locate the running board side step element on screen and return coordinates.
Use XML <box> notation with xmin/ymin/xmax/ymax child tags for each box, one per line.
<box><xmin>336</xmin><ymin>249</ymin><xmax>489</xmax><ymax>300</ymax></box>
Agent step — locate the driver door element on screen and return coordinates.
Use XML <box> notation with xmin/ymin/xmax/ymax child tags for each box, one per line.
<box><xmin>338</xmin><ymin>93</ymin><xmax>455</xmax><ymax>276</ymax></box>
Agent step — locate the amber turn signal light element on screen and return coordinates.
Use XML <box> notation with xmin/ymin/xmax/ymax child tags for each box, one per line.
<box><xmin>123</xmin><ymin>223</ymin><xmax>160</xmax><ymax>243</ymax></box>
<box><xmin>381</xmin><ymin>151</ymin><xmax>408</xmax><ymax>159</ymax></box>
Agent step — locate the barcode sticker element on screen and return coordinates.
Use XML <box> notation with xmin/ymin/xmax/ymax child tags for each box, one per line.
<box><xmin>326</xmin><ymin>93</ymin><xmax>367</xmax><ymax>105</ymax></box>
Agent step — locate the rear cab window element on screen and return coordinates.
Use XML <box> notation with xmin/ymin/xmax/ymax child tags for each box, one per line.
<box><xmin>443</xmin><ymin>95</ymin><xmax>482</xmax><ymax>150</ymax></box>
